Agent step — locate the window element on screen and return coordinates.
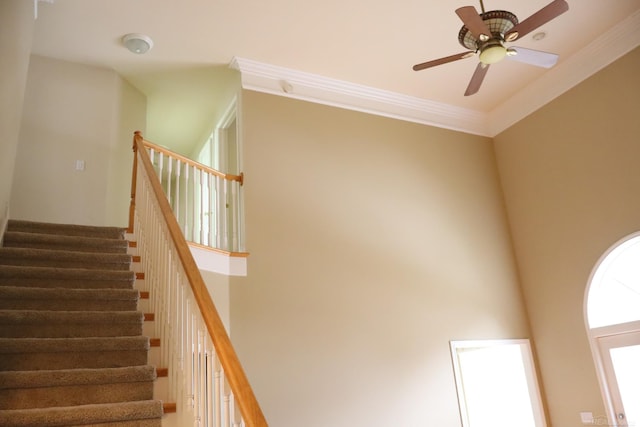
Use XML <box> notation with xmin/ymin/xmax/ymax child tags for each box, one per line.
<box><xmin>450</xmin><ymin>339</ymin><xmax>547</xmax><ymax>427</ymax></box>
<box><xmin>587</xmin><ymin>234</ymin><xmax>640</xmax><ymax>329</ymax></box>
<box><xmin>586</xmin><ymin>233</ymin><xmax>640</xmax><ymax>426</ymax></box>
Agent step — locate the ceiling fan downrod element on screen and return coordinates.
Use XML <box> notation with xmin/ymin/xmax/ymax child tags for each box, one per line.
<box><xmin>479</xmin><ymin>0</ymin><xmax>486</xmax><ymax>14</ymax></box>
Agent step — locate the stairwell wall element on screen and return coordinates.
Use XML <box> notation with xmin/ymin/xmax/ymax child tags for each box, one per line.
<box><xmin>11</xmin><ymin>55</ymin><xmax>146</xmax><ymax>227</ymax></box>
<box><xmin>0</xmin><ymin>0</ymin><xmax>34</xmax><ymax>239</ymax></box>
<box><xmin>231</xmin><ymin>90</ymin><xmax>532</xmax><ymax>427</ymax></box>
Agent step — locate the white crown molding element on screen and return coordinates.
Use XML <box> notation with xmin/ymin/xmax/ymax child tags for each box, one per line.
<box><xmin>230</xmin><ymin>58</ymin><xmax>490</xmax><ymax>137</ymax></box>
<box><xmin>231</xmin><ymin>10</ymin><xmax>640</xmax><ymax>138</ymax></box>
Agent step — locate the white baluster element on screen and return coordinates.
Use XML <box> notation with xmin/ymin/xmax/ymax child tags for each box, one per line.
<box><xmin>175</xmin><ymin>161</ymin><xmax>181</xmax><ymax>224</ymax></box>
<box><xmin>167</xmin><ymin>155</ymin><xmax>173</xmax><ymax>205</ymax></box>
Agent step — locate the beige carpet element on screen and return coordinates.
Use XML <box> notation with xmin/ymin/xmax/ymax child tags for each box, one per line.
<box><xmin>0</xmin><ymin>220</ymin><xmax>163</xmax><ymax>427</ymax></box>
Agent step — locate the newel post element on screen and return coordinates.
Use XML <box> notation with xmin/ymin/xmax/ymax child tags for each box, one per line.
<box><xmin>127</xmin><ymin>131</ymin><xmax>142</xmax><ymax>233</ymax></box>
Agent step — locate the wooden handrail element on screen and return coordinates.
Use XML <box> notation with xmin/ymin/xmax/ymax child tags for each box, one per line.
<box><xmin>143</xmin><ymin>139</ymin><xmax>244</xmax><ymax>185</ymax></box>
<box><xmin>130</xmin><ymin>131</ymin><xmax>267</xmax><ymax>426</ymax></box>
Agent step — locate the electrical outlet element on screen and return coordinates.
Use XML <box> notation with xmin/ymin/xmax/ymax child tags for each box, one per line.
<box><xmin>75</xmin><ymin>160</ymin><xmax>85</xmax><ymax>171</ymax></box>
<box><xmin>580</xmin><ymin>412</ymin><xmax>594</xmax><ymax>424</ymax></box>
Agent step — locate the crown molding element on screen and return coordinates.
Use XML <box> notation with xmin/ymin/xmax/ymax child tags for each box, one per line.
<box><xmin>229</xmin><ymin>58</ymin><xmax>490</xmax><ymax>137</ymax></box>
<box><xmin>231</xmin><ymin>10</ymin><xmax>640</xmax><ymax>138</ymax></box>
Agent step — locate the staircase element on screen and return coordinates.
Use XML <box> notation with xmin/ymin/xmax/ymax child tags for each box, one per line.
<box><xmin>0</xmin><ymin>219</ymin><xmax>165</xmax><ymax>426</ymax></box>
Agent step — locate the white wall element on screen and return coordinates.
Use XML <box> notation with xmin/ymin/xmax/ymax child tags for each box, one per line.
<box><xmin>0</xmin><ymin>0</ymin><xmax>34</xmax><ymax>235</ymax></box>
<box><xmin>11</xmin><ymin>56</ymin><xmax>146</xmax><ymax>227</ymax></box>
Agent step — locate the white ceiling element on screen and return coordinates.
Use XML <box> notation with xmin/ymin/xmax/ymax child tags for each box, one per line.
<box><xmin>31</xmin><ymin>0</ymin><xmax>640</xmax><ymax>149</ymax></box>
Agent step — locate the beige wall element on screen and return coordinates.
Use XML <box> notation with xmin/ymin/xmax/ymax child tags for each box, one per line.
<box><xmin>11</xmin><ymin>56</ymin><xmax>146</xmax><ymax>227</ymax></box>
<box><xmin>494</xmin><ymin>47</ymin><xmax>640</xmax><ymax>427</ymax></box>
<box><xmin>0</xmin><ymin>0</ymin><xmax>34</xmax><ymax>235</ymax></box>
<box><xmin>231</xmin><ymin>91</ymin><xmax>531</xmax><ymax>426</ymax></box>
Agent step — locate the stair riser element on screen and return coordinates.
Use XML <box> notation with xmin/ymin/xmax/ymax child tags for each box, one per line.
<box><xmin>0</xmin><ymin>323</ymin><xmax>142</xmax><ymax>339</ymax></box>
<box><xmin>0</xmin><ymin>351</ymin><xmax>148</xmax><ymax>371</ymax></box>
<box><xmin>0</xmin><ymin>382</ymin><xmax>154</xmax><ymax>410</ymax></box>
<box><xmin>3</xmin><ymin>241</ymin><xmax>128</xmax><ymax>254</ymax></box>
<box><xmin>0</xmin><ymin>300</ymin><xmax>138</xmax><ymax>312</ymax></box>
<box><xmin>0</xmin><ymin>258</ymin><xmax>131</xmax><ymax>271</ymax></box>
<box><xmin>0</xmin><ymin>400</ymin><xmax>164</xmax><ymax>427</ymax></box>
<box><xmin>7</xmin><ymin>221</ymin><xmax>126</xmax><ymax>240</ymax></box>
<box><xmin>0</xmin><ymin>279</ymin><xmax>134</xmax><ymax>290</ymax></box>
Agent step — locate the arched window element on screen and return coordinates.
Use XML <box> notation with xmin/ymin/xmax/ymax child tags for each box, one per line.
<box><xmin>587</xmin><ymin>234</ymin><xmax>640</xmax><ymax>328</ymax></box>
<box><xmin>585</xmin><ymin>233</ymin><xmax>640</xmax><ymax>427</ymax></box>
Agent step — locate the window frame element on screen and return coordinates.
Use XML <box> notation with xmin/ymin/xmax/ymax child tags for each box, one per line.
<box><xmin>449</xmin><ymin>339</ymin><xmax>548</xmax><ymax>427</ymax></box>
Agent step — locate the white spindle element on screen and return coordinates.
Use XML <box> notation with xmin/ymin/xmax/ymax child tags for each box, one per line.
<box><xmin>167</xmin><ymin>156</ymin><xmax>173</xmax><ymax>205</ymax></box>
<box><xmin>132</xmin><ymin>145</ymin><xmax>259</xmax><ymax>427</ymax></box>
<box><xmin>175</xmin><ymin>161</ymin><xmax>181</xmax><ymax>223</ymax></box>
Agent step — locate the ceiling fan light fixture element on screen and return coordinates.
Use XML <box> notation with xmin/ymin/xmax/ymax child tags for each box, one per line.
<box><xmin>479</xmin><ymin>43</ymin><xmax>507</xmax><ymax>64</ymax></box>
<box><xmin>122</xmin><ymin>33</ymin><xmax>154</xmax><ymax>54</ymax></box>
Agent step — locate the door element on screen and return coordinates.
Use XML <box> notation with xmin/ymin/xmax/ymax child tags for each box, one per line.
<box><xmin>597</xmin><ymin>330</ymin><xmax>640</xmax><ymax>427</ymax></box>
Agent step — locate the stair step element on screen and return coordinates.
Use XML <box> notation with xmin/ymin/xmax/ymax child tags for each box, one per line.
<box><xmin>2</xmin><ymin>231</ymin><xmax>129</xmax><ymax>254</ymax></box>
<box><xmin>0</xmin><ymin>286</ymin><xmax>139</xmax><ymax>311</ymax></box>
<box><xmin>0</xmin><ymin>265</ymin><xmax>135</xmax><ymax>289</ymax></box>
<box><xmin>0</xmin><ymin>399</ymin><xmax>163</xmax><ymax>426</ymax></box>
<box><xmin>0</xmin><ymin>247</ymin><xmax>132</xmax><ymax>271</ymax></box>
<box><xmin>0</xmin><ymin>336</ymin><xmax>150</xmax><ymax>371</ymax></box>
<box><xmin>7</xmin><ymin>220</ymin><xmax>126</xmax><ymax>240</ymax></box>
<box><xmin>0</xmin><ymin>365</ymin><xmax>156</xmax><ymax>410</ymax></box>
<box><xmin>0</xmin><ymin>310</ymin><xmax>143</xmax><ymax>338</ymax></box>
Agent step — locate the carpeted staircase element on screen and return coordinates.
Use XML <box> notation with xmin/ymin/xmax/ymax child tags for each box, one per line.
<box><xmin>0</xmin><ymin>220</ymin><xmax>164</xmax><ymax>426</ymax></box>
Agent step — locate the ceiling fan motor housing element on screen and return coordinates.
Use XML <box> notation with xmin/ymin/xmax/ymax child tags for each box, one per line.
<box><xmin>458</xmin><ymin>10</ymin><xmax>519</xmax><ymax>64</ymax></box>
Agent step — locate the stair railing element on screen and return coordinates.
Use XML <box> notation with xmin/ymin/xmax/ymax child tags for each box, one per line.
<box><xmin>136</xmin><ymin>135</ymin><xmax>245</xmax><ymax>253</ymax></box>
<box><xmin>128</xmin><ymin>131</ymin><xmax>267</xmax><ymax>427</ymax></box>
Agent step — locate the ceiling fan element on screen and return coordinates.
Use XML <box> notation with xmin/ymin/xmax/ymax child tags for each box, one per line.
<box><xmin>413</xmin><ymin>0</ymin><xmax>569</xmax><ymax>96</ymax></box>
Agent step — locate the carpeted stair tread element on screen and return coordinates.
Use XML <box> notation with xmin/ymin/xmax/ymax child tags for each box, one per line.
<box><xmin>0</xmin><ymin>265</ymin><xmax>135</xmax><ymax>289</ymax></box>
<box><xmin>2</xmin><ymin>231</ymin><xmax>128</xmax><ymax>254</ymax></box>
<box><xmin>0</xmin><ymin>247</ymin><xmax>132</xmax><ymax>270</ymax></box>
<box><xmin>0</xmin><ymin>219</ymin><xmax>164</xmax><ymax>425</ymax></box>
<box><xmin>0</xmin><ymin>286</ymin><xmax>139</xmax><ymax>311</ymax></box>
<box><xmin>7</xmin><ymin>220</ymin><xmax>126</xmax><ymax>240</ymax></box>
<box><xmin>0</xmin><ymin>310</ymin><xmax>143</xmax><ymax>323</ymax></box>
<box><xmin>0</xmin><ymin>336</ymin><xmax>149</xmax><ymax>354</ymax></box>
<box><xmin>0</xmin><ymin>365</ymin><xmax>156</xmax><ymax>389</ymax></box>
<box><xmin>0</xmin><ymin>336</ymin><xmax>149</xmax><ymax>371</ymax></box>
<box><xmin>0</xmin><ymin>400</ymin><xmax>163</xmax><ymax>427</ymax></box>
<box><xmin>0</xmin><ymin>310</ymin><xmax>144</xmax><ymax>338</ymax></box>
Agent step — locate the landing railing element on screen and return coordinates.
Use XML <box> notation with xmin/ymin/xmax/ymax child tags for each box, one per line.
<box><xmin>142</xmin><ymin>137</ymin><xmax>245</xmax><ymax>253</ymax></box>
<box><xmin>128</xmin><ymin>131</ymin><xmax>267</xmax><ymax>427</ymax></box>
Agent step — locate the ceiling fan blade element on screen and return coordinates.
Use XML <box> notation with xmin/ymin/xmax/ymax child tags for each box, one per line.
<box><xmin>506</xmin><ymin>47</ymin><xmax>559</xmax><ymax>68</ymax></box>
<box><xmin>412</xmin><ymin>51</ymin><xmax>474</xmax><ymax>71</ymax></box>
<box><xmin>505</xmin><ymin>0</ymin><xmax>569</xmax><ymax>41</ymax></box>
<box><xmin>464</xmin><ymin>63</ymin><xmax>489</xmax><ymax>96</ymax></box>
<box><xmin>455</xmin><ymin>6</ymin><xmax>492</xmax><ymax>41</ymax></box>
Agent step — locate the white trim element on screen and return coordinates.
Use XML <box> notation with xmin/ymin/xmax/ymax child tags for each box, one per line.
<box><xmin>449</xmin><ymin>339</ymin><xmax>547</xmax><ymax>427</ymax></box>
<box><xmin>584</xmin><ymin>231</ymin><xmax>640</xmax><ymax>426</ymax></box>
<box><xmin>230</xmin><ymin>10</ymin><xmax>640</xmax><ymax>138</ymax></box>
<box><xmin>189</xmin><ymin>244</ymin><xmax>247</xmax><ymax>276</ymax></box>
<box><xmin>230</xmin><ymin>57</ymin><xmax>490</xmax><ymax>137</ymax></box>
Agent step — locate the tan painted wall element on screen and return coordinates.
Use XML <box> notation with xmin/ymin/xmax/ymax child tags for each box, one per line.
<box><xmin>493</xmin><ymin>47</ymin><xmax>640</xmax><ymax>427</ymax></box>
<box><xmin>11</xmin><ymin>56</ymin><xmax>146</xmax><ymax>227</ymax></box>
<box><xmin>231</xmin><ymin>91</ymin><xmax>531</xmax><ymax>426</ymax></box>
<box><xmin>0</xmin><ymin>0</ymin><xmax>34</xmax><ymax>234</ymax></box>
